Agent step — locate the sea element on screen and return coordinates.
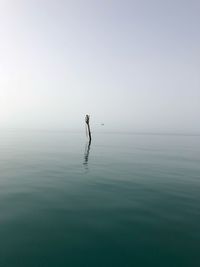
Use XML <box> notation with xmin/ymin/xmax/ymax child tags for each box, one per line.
<box><xmin>0</xmin><ymin>129</ymin><xmax>199</xmax><ymax>267</ymax></box>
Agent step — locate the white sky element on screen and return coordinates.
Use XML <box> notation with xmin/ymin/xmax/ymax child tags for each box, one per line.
<box><xmin>0</xmin><ymin>0</ymin><xmax>199</xmax><ymax>132</ymax></box>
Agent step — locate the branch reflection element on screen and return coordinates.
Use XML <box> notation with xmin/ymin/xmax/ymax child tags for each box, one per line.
<box><xmin>83</xmin><ymin>139</ymin><xmax>91</xmax><ymax>170</ymax></box>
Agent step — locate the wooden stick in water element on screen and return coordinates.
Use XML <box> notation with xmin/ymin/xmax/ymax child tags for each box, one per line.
<box><xmin>85</xmin><ymin>114</ymin><xmax>91</xmax><ymax>141</ymax></box>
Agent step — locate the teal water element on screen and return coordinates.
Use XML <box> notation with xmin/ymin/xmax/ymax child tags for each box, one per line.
<box><xmin>0</xmin><ymin>130</ymin><xmax>200</xmax><ymax>267</ymax></box>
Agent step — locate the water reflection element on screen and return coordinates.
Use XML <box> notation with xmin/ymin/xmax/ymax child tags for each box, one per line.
<box><xmin>83</xmin><ymin>140</ymin><xmax>91</xmax><ymax>169</ymax></box>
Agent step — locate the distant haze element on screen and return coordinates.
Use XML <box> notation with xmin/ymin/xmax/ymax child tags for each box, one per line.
<box><xmin>0</xmin><ymin>0</ymin><xmax>199</xmax><ymax>133</ymax></box>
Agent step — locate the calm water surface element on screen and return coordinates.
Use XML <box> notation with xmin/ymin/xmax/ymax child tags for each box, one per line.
<box><xmin>0</xmin><ymin>130</ymin><xmax>200</xmax><ymax>267</ymax></box>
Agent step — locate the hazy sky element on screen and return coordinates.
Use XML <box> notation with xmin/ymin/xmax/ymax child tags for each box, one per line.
<box><xmin>0</xmin><ymin>0</ymin><xmax>199</xmax><ymax>132</ymax></box>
